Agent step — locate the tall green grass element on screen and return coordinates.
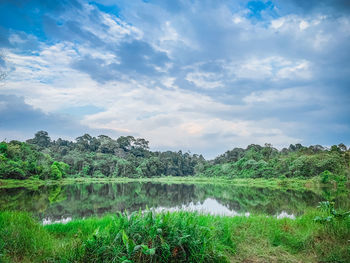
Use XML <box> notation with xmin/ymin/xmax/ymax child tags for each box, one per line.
<box><xmin>47</xmin><ymin>211</ymin><xmax>235</xmax><ymax>263</ymax></box>
<box><xmin>0</xmin><ymin>211</ymin><xmax>54</xmax><ymax>262</ymax></box>
<box><xmin>0</xmin><ymin>210</ymin><xmax>349</xmax><ymax>262</ymax></box>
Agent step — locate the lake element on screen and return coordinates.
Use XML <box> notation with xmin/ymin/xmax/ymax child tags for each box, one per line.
<box><xmin>0</xmin><ymin>182</ymin><xmax>348</xmax><ymax>224</ymax></box>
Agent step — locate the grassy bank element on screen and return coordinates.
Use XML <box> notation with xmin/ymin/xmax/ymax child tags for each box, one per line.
<box><xmin>0</xmin><ymin>176</ymin><xmax>324</xmax><ymax>191</ymax></box>
<box><xmin>0</xmin><ymin>210</ymin><xmax>349</xmax><ymax>263</ymax></box>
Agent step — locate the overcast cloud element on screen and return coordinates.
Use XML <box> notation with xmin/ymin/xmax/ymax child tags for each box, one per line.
<box><xmin>0</xmin><ymin>0</ymin><xmax>349</xmax><ymax>158</ymax></box>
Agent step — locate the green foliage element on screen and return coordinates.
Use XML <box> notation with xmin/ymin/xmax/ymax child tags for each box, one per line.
<box><xmin>314</xmin><ymin>201</ymin><xmax>350</xmax><ymax>224</ymax></box>
<box><xmin>320</xmin><ymin>170</ymin><xmax>346</xmax><ymax>185</ymax></box>
<box><xmin>41</xmin><ymin>132</ymin><xmax>202</xmax><ymax>178</ymax></box>
<box><xmin>57</xmin><ymin>161</ymin><xmax>69</xmax><ymax>177</ymax></box>
<box><xmin>1</xmin><ymin>209</ymin><xmax>349</xmax><ymax>262</ymax></box>
<box><xmin>0</xmin><ymin>159</ymin><xmax>26</xmax><ymax>179</ymax></box>
<box><xmin>50</xmin><ymin>211</ymin><xmax>234</xmax><ymax>262</ymax></box>
<box><xmin>0</xmin><ymin>211</ymin><xmax>54</xmax><ymax>262</ymax></box>
<box><xmin>200</xmin><ymin>143</ymin><xmax>349</xmax><ymax>181</ymax></box>
<box><xmin>0</xmin><ymin>142</ymin><xmax>7</xmax><ymax>155</ymax></box>
<box><xmin>4</xmin><ymin>210</ymin><xmax>230</xmax><ymax>262</ymax></box>
<box><xmin>1</xmin><ymin>131</ymin><xmax>349</xmax><ymax>181</ymax></box>
<box><xmin>137</xmin><ymin>157</ymin><xmax>165</xmax><ymax>177</ymax></box>
<box><xmin>26</xmin><ymin>130</ymin><xmax>51</xmax><ymax>148</ymax></box>
<box><xmin>0</xmin><ymin>140</ymin><xmax>69</xmax><ymax>180</ymax></box>
<box><xmin>320</xmin><ymin>170</ymin><xmax>332</xmax><ymax>184</ymax></box>
<box><xmin>50</xmin><ymin>162</ymin><xmax>62</xmax><ymax>180</ymax></box>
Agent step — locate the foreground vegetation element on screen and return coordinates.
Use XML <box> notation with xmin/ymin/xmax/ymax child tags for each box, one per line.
<box><xmin>0</xmin><ymin>206</ymin><xmax>349</xmax><ymax>263</ymax></box>
<box><xmin>1</xmin><ymin>131</ymin><xmax>349</xmax><ymax>184</ymax></box>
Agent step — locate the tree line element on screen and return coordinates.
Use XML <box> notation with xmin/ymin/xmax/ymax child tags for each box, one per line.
<box><xmin>0</xmin><ymin>131</ymin><xmax>349</xmax><ymax>181</ymax></box>
<box><xmin>198</xmin><ymin>143</ymin><xmax>350</xmax><ymax>182</ymax></box>
<box><xmin>0</xmin><ymin>131</ymin><xmax>204</xmax><ymax>180</ymax></box>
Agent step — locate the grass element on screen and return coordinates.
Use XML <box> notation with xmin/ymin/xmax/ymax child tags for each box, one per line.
<box><xmin>0</xmin><ymin>176</ymin><xmax>323</xmax><ymax>191</ymax></box>
<box><xmin>0</xmin><ymin>210</ymin><xmax>349</xmax><ymax>263</ymax></box>
<box><xmin>0</xmin><ymin>211</ymin><xmax>55</xmax><ymax>262</ymax></box>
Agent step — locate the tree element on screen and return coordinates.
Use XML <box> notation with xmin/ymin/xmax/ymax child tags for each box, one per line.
<box><xmin>97</xmin><ymin>135</ymin><xmax>118</xmax><ymax>154</ymax></box>
<box><xmin>262</xmin><ymin>143</ymin><xmax>277</xmax><ymax>160</ymax></box>
<box><xmin>76</xmin><ymin>134</ymin><xmax>100</xmax><ymax>152</ymax></box>
<box><xmin>0</xmin><ymin>142</ymin><xmax>7</xmax><ymax>155</ymax></box>
<box><xmin>330</xmin><ymin>145</ymin><xmax>341</xmax><ymax>153</ymax></box>
<box><xmin>338</xmin><ymin>143</ymin><xmax>347</xmax><ymax>152</ymax></box>
<box><xmin>309</xmin><ymin>145</ymin><xmax>324</xmax><ymax>153</ymax></box>
<box><xmin>27</xmin><ymin>131</ymin><xmax>51</xmax><ymax>147</ymax></box>
<box><xmin>134</xmin><ymin>138</ymin><xmax>149</xmax><ymax>150</ymax></box>
<box><xmin>117</xmin><ymin>136</ymin><xmax>135</xmax><ymax>151</ymax></box>
<box><xmin>288</xmin><ymin>143</ymin><xmax>304</xmax><ymax>152</ymax></box>
<box><xmin>137</xmin><ymin>157</ymin><xmax>165</xmax><ymax>177</ymax></box>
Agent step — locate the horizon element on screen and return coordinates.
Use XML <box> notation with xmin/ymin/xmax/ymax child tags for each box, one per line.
<box><xmin>2</xmin><ymin>129</ymin><xmax>348</xmax><ymax>160</ymax></box>
<box><xmin>0</xmin><ymin>0</ymin><xmax>350</xmax><ymax>159</ymax></box>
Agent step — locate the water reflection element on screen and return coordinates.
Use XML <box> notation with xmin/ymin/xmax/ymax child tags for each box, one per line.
<box><xmin>0</xmin><ymin>182</ymin><xmax>348</xmax><ymax>221</ymax></box>
<box><xmin>154</xmin><ymin>198</ymin><xmax>251</xmax><ymax>217</ymax></box>
<box><xmin>276</xmin><ymin>211</ymin><xmax>295</xmax><ymax>219</ymax></box>
<box><xmin>155</xmin><ymin>199</ymin><xmax>295</xmax><ymax>219</ymax></box>
<box><xmin>42</xmin><ymin>217</ymin><xmax>72</xmax><ymax>225</ymax></box>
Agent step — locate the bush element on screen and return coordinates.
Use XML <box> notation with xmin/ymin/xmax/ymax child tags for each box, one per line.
<box><xmin>76</xmin><ymin>211</ymin><xmax>234</xmax><ymax>263</ymax></box>
<box><xmin>320</xmin><ymin>170</ymin><xmax>332</xmax><ymax>184</ymax></box>
<box><xmin>0</xmin><ymin>142</ymin><xmax>7</xmax><ymax>155</ymax></box>
<box><xmin>50</xmin><ymin>163</ymin><xmax>62</xmax><ymax>180</ymax></box>
<box><xmin>0</xmin><ymin>160</ymin><xmax>26</xmax><ymax>179</ymax></box>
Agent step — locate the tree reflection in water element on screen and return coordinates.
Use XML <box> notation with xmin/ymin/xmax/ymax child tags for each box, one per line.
<box><xmin>0</xmin><ymin>182</ymin><xmax>349</xmax><ymax>222</ymax></box>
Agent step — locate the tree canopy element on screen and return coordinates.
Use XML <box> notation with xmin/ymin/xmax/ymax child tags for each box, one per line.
<box><xmin>0</xmin><ymin>131</ymin><xmax>349</xmax><ymax>181</ymax></box>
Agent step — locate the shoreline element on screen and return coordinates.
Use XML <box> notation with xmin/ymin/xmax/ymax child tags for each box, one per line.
<box><xmin>0</xmin><ymin>176</ymin><xmax>325</xmax><ymax>191</ymax></box>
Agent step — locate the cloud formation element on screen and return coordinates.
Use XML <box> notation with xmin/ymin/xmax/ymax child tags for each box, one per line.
<box><xmin>0</xmin><ymin>0</ymin><xmax>349</xmax><ymax>158</ymax></box>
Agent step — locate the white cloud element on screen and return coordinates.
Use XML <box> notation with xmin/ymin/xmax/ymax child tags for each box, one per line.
<box><xmin>276</xmin><ymin>60</ymin><xmax>311</xmax><ymax>80</ymax></box>
<box><xmin>299</xmin><ymin>20</ymin><xmax>309</xmax><ymax>30</ymax></box>
<box><xmin>186</xmin><ymin>71</ymin><xmax>223</xmax><ymax>89</ymax></box>
<box><xmin>3</xmin><ymin>43</ymin><xmax>105</xmax><ymax>112</ymax></box>
<box><xmin>2</xmin><ymin>42</ymin><xmax>302</xmax><ymax>158</ymax></box>
<box><xmin>271</xmin><ymin>17</ymin><xmax>286</xmax><ymax>29</ymax></box>
<box><xmin>243</xmin><ymin>87</ymin><xmax>325</xmax><ymax>105</ymax></box>
<box><xmin>3</xmin><ymin>1</ymin><xmax>349</xmax><ymax>156</ymax></box>
<box><xmin>80</xmin><ymin>3</ymin><xmax>143</xmax><ymax>44</ymax></box>
<box><xmin>225</xmin><ymin>56</ymin><xmax>312</xmax><ymax>81</ymax></box>
<box><xmin>270</xmin><ymin>15</ymin><xmax>315</xmax><ymax>32</ymax></box>
<box><xmin>78</xmin><ymin>82</ymin><xmax>301</xmax><ymax>155</ymax></box>
<box><xmin>9</xmin><ymin>34</ymin><xmax>27</xmax><ymax>44</ymax></box>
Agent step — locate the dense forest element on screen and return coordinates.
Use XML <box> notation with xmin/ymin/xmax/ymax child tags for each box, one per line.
<box><xmin>0</xmin><ymin>131</ymin><xmax>349</xmax><ymax>181</ymax></box>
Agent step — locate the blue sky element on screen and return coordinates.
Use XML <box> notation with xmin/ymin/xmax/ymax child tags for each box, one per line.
<box><xmin>0</xmin><ymin>0</ymin><xmax>349</xmax><ymax>158</ymax></box>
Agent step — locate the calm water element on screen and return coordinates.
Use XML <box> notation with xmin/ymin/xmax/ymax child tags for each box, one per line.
<box><xmin>0</xmin><ymin>182</ymin><xmax>348</xmax><ymax>224</ymax></box>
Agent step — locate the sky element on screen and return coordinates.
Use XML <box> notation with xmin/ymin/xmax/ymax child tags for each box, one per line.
<box><xmin>0</xmin><ymin>0</ymin><xmax>349</xmax><ymax>158</ymax></box>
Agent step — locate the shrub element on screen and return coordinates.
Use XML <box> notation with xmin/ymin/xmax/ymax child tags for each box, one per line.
<box><xmin>77</xmin><ymin>211</ymin><xmax>234</xmax><ymax>263</ymax></box>
<box><xmin>320</xmin><ymin>170</ymin><xmax>332</xmax><ymax>184</ymax></box>
<box><xmin>50</xmin><ymin>163</ymin><xmax>62</xmax><ymax>180</ymax></box>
